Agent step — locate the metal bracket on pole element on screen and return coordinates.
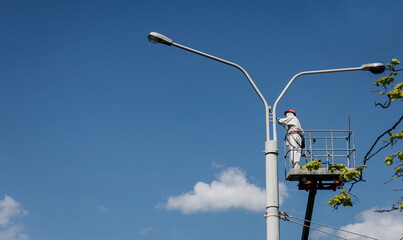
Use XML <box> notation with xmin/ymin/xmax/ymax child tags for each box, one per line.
<box><xmin>265</xmin><ymin>140</ymin><xmax>278</xmax><ymax>155</ymax></box>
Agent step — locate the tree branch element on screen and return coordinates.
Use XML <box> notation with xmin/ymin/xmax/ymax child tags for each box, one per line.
<box><xmin>363</xmin><ymin>115</ymin><xmax>403</xmax><ymax>164</ymax></box>
<box><xmin>345</xmin><ymin>114</ymin><xmax>403</xmax><ymax>193</ymax></box>
<box><xmin>374</xmin><ymin>95</ymin><xmax>392</xmax><ymax>108</ymax></box>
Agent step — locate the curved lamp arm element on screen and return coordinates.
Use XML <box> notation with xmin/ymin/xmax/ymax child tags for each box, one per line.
<box><xmin>148</xmin><ymin>32</ymin><xmax>271</xmax><ymax>140</ymax></box>
<box><xmin>272</xmin><ymin>66</ymin><xmax>365</xmax><ymax>141</ymax></box>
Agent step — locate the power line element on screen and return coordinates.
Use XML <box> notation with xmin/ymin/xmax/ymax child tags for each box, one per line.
<box><xmin>285</xmin><ymin>213</ymin><xmax>378</xmax><ymax>239</ymax></box>
<box><xmin>280</xmin><ymin>212</ymin><xmax>378</xmax><ymax>240</ymax></box>
<box><xmin>280</xmin><ymin>215</ymin><xmax>348</xmax><ymax>240</ymax></box>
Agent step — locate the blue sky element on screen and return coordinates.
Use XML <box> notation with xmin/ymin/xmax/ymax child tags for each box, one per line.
<box><xmin>1</xmin><ymin>0</ymin><xmax>402</xmax><ymax>239</ymax></box>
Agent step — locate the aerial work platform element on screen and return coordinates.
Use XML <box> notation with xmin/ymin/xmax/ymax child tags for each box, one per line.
<box><xmin>284</xmin><ymin>130</ymin><xmax>355</xmax><ymax>182</ymax></box>
<box><xmin>284</xmin><ymin>129</ymin><xmax>356</xmax><ymax>240</ymax></box>
<box><xmin>286</xmin><ymin>168</ymin><xmax>355</xmax><ymax>181</ymax></box>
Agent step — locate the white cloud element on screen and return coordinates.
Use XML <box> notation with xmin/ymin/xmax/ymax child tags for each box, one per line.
<box><xmin>311</xmin><ymin>208</ymin><xmax>403</xmax><ymax>240</ymax></box>
<box><xmin>338</xmin><ymin>208</ymin><xmax>403</xmax><ymax>240</ymax></box>
<box><xmin>0</xmin><ymin>196</ymin><xmax>28</xmax><ymax>228</ymax></box>
<box><xmin>0</xmin><ymin>195</ymin><xmax>28</xmax><ymax>240</ymax></box>
<box><xmin>0</xmin><ymin>224</ymin><xmax>29</xmax><ymax>240</ymax></box>
<box><xmin>162</xmin><ymin>167</ymin><xmax>288</xmax><ymax>214</ymax></box>
<box><xmin>138</xmin><ymin>227</ymin><xmax>154</xmax><ymax>235</ymax></box>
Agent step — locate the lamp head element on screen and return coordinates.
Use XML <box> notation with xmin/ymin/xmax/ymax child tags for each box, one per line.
<box><xmin>361</xmin><ymin>62</ymin><xmax>386</xmax><ymax>74</ymax></box>
<box><xmin>148</xmin><ymin>32</ymin><xmax>173</xmax><ymax>46</ymax></box>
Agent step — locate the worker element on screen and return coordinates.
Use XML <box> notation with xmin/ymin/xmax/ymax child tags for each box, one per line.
<box><xmin>277</xmin><ymin>109</ymin><xmax>304</xmax><ymax>169</ymax></box>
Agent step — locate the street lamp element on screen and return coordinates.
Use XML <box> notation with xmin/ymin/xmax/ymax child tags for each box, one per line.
<box><xmin>147</xmin><ymin>31</ymin><xmax>385</xmax><ymax>240</ymax></box>
<box><xmin>148</xmin><ymin>32</ymin><xmax>173</xmax><ymax>45</ymax></box>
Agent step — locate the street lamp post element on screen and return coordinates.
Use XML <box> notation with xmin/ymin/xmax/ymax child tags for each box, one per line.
<box><xmin>147</xmin><ymin>31</ymin><xmax>385</xmax><ymax>240</ymax></box>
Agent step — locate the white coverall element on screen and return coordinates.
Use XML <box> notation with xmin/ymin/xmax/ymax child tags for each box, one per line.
<box><xmin>277</xmin><ymin>112</ymin><xmax>304</xmax><ymax>169</ymax></box>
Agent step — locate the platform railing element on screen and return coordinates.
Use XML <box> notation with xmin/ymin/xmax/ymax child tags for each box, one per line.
<box><xmin>284</xmin><ymin>130</ymin><xmax>355</xmax><ymax>175</ymax></box>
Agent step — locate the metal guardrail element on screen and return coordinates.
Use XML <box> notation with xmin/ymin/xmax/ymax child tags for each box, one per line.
<box><xmin>284</xmin><ymin>130</ymin><xmax>355</xmax><ymax>176</ymax></box>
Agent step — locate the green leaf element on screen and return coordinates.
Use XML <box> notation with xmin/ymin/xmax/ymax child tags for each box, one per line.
<box><xmin>327</xmin><ymin>190</ymin><xmax>353</xmax><ymax>208</ymax></box>
<box><xmin>390</xmin><ymin>130</ymin><xmax>403</xmax><ymax>141</ymax></box>
<box><xmin>355</xmin><ymin>165</ymin><xmax>367</xmax><ymax>172</ymax></box>
<box><xmin>385</xmin><ymin>156</ymin><xmax>394</xmax><ymax>166</ymax></box>
<box><xmin>328</xmin><ymin>164</ymin><xmax>346</xmax><ymax>173</ymax></box>
<box><xmin>301</xmin><ymin>159</ymin><xmax>321</xmax><ymax>171</ymax></box>
<box><xmin>391</xmin><ymin>58</ymin><xmax>400</xmax><ymax>66</ymax></box>
<box><xmin>374</xmin><ymin>76</ymin><xmax>395</xmax><ymax>88</ymax></box>
<box><xmin>344</xmin><ymin>170</ymin><xmax>360</xmax><ymax>180</ymax></box>
<box><xmin>394</xmin><ymin>167</ymin><xmax>403</xmax><ymax>174</ymax></box>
